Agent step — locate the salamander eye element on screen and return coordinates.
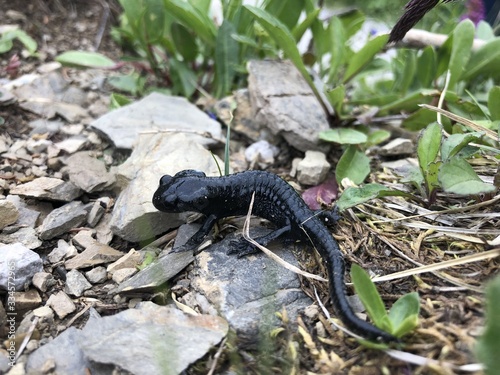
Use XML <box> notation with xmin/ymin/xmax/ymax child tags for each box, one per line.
<box><xmin>159</xmin><ymin>175</ymin><xmax>173</xmax><ymax>186</ymax></box>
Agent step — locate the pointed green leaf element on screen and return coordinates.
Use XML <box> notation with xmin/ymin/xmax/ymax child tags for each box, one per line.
<box><xmin>462</xmin><ymin>39</ymin><xmax>500</xmax><ymax>81</ymax></box>
<box><xmin>292</xmin><ymin>8</ymin><xmax>320</xmax><ymax>42</ymax></box>
<box><xmin>337</xmin><ymin>184</ymin><xmax>412</xmax><ymax>211</ymax></box>
<box><xmin>56</xmin><ymin>51</ymin><xmax>116</xmax><ymax>68</ymax></box>
<box><xmin>343</xmin><ymin>34</ymin><xmax>388</xmax><ymax>83</ymax></box>
<box><xmin>325</xmin><ymin>85</ymin><xmax>345</xmax><ymax>116</ymax></box>
<box><xmin>448</xmin><ymin>19</ymin><xmax>475</xmax><ymax>88</ymax></box>
<box><xmin>439</xmin><ymin>158</ymin><xmax>496</xmax><ymax>195</ymax></box>
<box><xmin>441</xmin><ymin>132</ymin><xmax>484</xmax><ymax>161</ymax></box>
<box><xmin>488</xmin><ymin>86</ymin><xmax>500</xmax><ymax>121</ymax></box>
<box><xmin>171</xmin><ymin>22</ymin><xmax>198</xmax><ymax>61</ymax></box>
<box><xmin>416</xmin><ymin>46</ymin><xmax>436</xmax><ymax>88</ymax></box>
<box><xmin>214</xmin><ymin>20</ymin><xmax>239</xmax><ymax>98</ymax></box>
<box><xmin>388</xmin><ymin>292</ymin><xmax>420</xmax><ymax>337</ymax></box>
<box><xmin>319</xmin><ymin>128</ymin><xmax>367</xmax><ymax>145</ymax></box>
<box><xmin>336</xmin><ymin>145</ymin><xmax>370</xmax><ymax>185</ymax></box>
<box><xmin>417</xmin><ymin>122</ymin><xmax>442</xmax><ymax>171</ymax></box>
<box><xmin>351</xmin><ymin>264</ymin><xmax>392</xmax><ymax>332</ymax></box>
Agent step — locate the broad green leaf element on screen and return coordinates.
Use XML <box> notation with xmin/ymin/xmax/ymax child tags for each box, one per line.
<box><xmin>223</xmin><ymin>0</ymin><xmax>243</xmax><ymax>22</ymax></box>
<box><xmin>441</xmin><ymin>132</ymin><xmax>484</xmax><ymax>161</ymax></box>
<box><xmin>108</xmin><ymin>73</ymin><xmax>145</xmax><ymax>96</ymax></box>
<box><xmin>388</xmin><ymin>292</ymin><xmax>420</xmax><ymax>337</ymax></box>
<box><xmin>163</xmin><ymin>0</ymin><xmax>217</xmax><ymax>47</ymax></box>
<box><xmin>244</xmin><ymin>5</ymin><xmax>321</xmax><ymax>102</ymax></box>
<box><xmin>265</xmin><ymin>0</ymin><xmax>304</xmax><ymax>31</ymax></box>
<box><xmin>416</xmin><ymin>46</ymin><xmax>436</xmax><ymax>88</ymax></box>
<box><xmin>335</xmin><ymin>145</ymin><xmax>370</xmax><ymax>185</ymax></box>
<box><xmin>438</xmin><ymin>158</ymin><xmax>496</xmax><ymax>195</ymax></box>
<box><xmin>143</xmin><ymin>0</ymin><xmax>166</xmax><ymax>43</ymax></box>
<box><xmin>476</xmin><ymin>275</ymin><xmax>500</xmax><ymax>375</ymax></box>
<box><xmin>488</xmin><ymin>86</ymin><xmax>500</xmax><ymax>121</ymax></box>
<box><xmin>343</xmin><ymin>34</ymin><xmax>389</xmax><ymax>84</ymax></box>
<box><xmin>0</xmin><ymin>38</ymin><xmax>13</xmax><ymax>54</ymax></box>
<box><xmin>214</xmin><ymin>20</ymin><xmax>239</xmax><ymax>98</ymax></box>
<box><xmin>338</xmin><ymin>9</ymin><xmax>365</xmax><ymax>40</ymax></box>
<box><xmin>417</xmin><ymin>122</ymin><xmax>442</xmax><ymax>171</ymax></box>
<box><xmin>392</xmin><ymin>49</ymin><xmax>417</xmax><ymax>94</ymax></box>
<box><xmin>171</xmin><ymin>22</ymin><xmax>198</xmax><ymax>61</ymax></box>
<box><xmin>319</xmin><ymin>128</ymin><xmax>367</xmax><ymax>145</ymax></box>
<box><xmin>402</xmin><ymin>108</ymin><xmax>441</xmax><ymax>131</ymax></box>
<box><xmin>366</xmin><ymin>130</ymin><xmax>391</xmax><ymax>146</ymax></box>
<box><xmin>447</xmin><ymin>19</ymin><xmax>474</xmax><ymax>88</ymax></box>
<box><xmin>337</xmin><ymin>184</ymin><xmax>411</xmax><ymax>211</ymax></box>
<box><xmin>56</xmin><ymin>51</ymin><xmax>116</xmax><ymax>68</ymax></box>
<box><xmin>351</xmin><ymin>264</ymin><xmax>392</xmax><ymax>333</ymax></box>
<box><xmin>5</xmin><ymin>29</ymin><xmax>37</xmax><ymax>55</ymax></box>
<box><xmin>462</xmin><ymin>39</ymin><xmax>500</xmax><ymax>81</ymax></box>
<box><xmin>476</xmin><ymin>20</ymin><xmax>495</xmax><ymax>41</ymax></box>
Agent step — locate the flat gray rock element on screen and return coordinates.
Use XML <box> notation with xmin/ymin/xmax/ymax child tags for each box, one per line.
<box><xmin>109</xmin><ymin>132</ymin><xmax>223</xmax><ymax>242</ymax></box>
<box><xmin>65</xmin><ymin>151</ymin><xmax>114</xmax><ymax>193</ymax></box>
<box><xmin>190</xmin><ymin>228</ymin><xmax>312</xmax><ymax>344</ymax></box>
<box><xmin>26</xmin><ymin>303</ymin><xmax>228</xmax><ymax>375</ymax></box>
<box><xmin>0</xmin><ymin>199</ymin><xmax>19</xmax><ymax>230</ymax></box>
<box><xmin>10</xmin><ymin>177</ymin><xmax>82</xmax><ymax>202</ymax></box>
<box><xmin>91</xmin><ymin>92</ymin><xmax>222</xmax><ymax>149</ymax></box>
<box><xmin>247</xmin><ymin>60</ymin><xmax>330</xmax><ymax>152</ymax></box>
<box><xmin>0</xmin><ymin>243</ymin><xmax>43</xmax><ymax>291</ymax></box>
<box><xmin>38</xmin><ymin>201</ymin><xmax>88</xmax><ymax>240</ymax></box>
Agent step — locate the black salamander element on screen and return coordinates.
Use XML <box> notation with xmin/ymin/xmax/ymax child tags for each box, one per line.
<box><xmin>152</xmin><ymin>170</ymin><xmax>397</xmax><ymax>343</ymax></box>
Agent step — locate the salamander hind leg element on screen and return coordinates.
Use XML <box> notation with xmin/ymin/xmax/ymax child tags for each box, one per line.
<box><xmin>227</xmin><ymin>225</ymin><xmax>292</xmax><ymax>257</ymax></box>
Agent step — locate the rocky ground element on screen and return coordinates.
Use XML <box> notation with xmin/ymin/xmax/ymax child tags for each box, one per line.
<box><xmin>0</xmin><ymin>1</ymin><xmax>498</xmax><ymax>375</ymax></box>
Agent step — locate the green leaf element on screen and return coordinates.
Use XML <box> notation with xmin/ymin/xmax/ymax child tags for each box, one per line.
<box><xmin>109</xmin><ymin>93</ymin><xmax>132</xmax><ymax>110</ymax></box>
<box><xmin>388</xmin><ymin>292</ymin><xmax>420</xmax><ymax>337</ymax></box>
<box><xmin>337</xmin><ymin>184</ymin><xmax>412</xmax><ymax>211</ymax></box>
<box><xmin>343</xmin><ymin>34</ymin><xmax>389</xmax><ymax>84</ymax></box>
<box><xmin>108</xmin><ymin>73</ymin><xmax>145</xmax><ymax>96</ymax></box>
<box><xmin>163</xmin><ymin>0</ymin><xmax>217</xmax><ymax>47</ymax></box>
<box><xmin>291</xmin><ymin>8</ymin><xmax>320</xmax><ymax>42</ymax></box>
<box><xmin>462</xmin><ymin>39</ymin><xmax>500</xmax><ymax>81</ymax></box>
<box><xmin>488</xmin><ymin>86</ymin><xmax>500</xmax><ymax>121</ymax></box>
<box><xmin>476</xmin><ymin>275</ymin><xmax>500</xmax><ymax>375</ymax></box>
<box><xmin>264</xmin><ymin>0</ymin><xmax>304</xmax><ymax>30</ymax></box>
<box><xmin>326</xmin><ymin>16</ymin><xmax>346</xmax><ymax>83</ymax></box>
<box><xmin>171</xmin><ymin>22</ymin><xmax>198</xmax><ymax>61</ymax></box>
<box><xmin>438</xmin><ymin>158</ymin><xmax>496</xmax><ymax>195</ymax></box>
<box><xmin>244</xmin><ymin>5</ymin><xmax>322</xmax><ymax>103</ymax></box>
<box><xmin>56</xmin><ymin>51</ymin><xmax>116</xmax><ymax>68</ymax></box>
<box><xmin>335</xmin><ymin>145</ymin><xmax>370</xmax><ymax>185</ymax></box>
<box><xmin>416</xmin><ymin>46</ymin><xmax>436</xmax><ymax>88</ymax></box>
<box><xmin>417</xmin><ymin>122</ymin><xmax>442</xmax><ymax>172</ymax></box>
<box><xmin>392</xmin><ymin>49</ymin><xmax>417</xmax><ymax>94</ymax></box>
<box><xmin>441</xmin><ymin>132</ymin><xmax>484</xmax><ymax>161</ymax></box>
<box><xmin>6</xmin><ymin>29</ymin><xmax>37</xmax><ymax>55</ymax></box>
<box><xmin>319</xmin><ymin>128</ymin><xmax>367</xmax><ymax>145</ymax></box>
<box><xmin>214</xmin><ymin>20</ymin><xmax>239</xmax><ymax>98</ymax></box>
<box><xmin>447</xmin><ymin>19</ymin><xmax>474</xmax><ymax>88</ymax></box>
<box><xmin>378</xmin><ymin>90</ymin><xmax>438</xmax><ymax>116</ymax></box>
<box><xmin>402</xmin><ymin>108</ymin><xmax>440</xmax><ymax>131</ymax></box>
<box><xmin>351</xmin><ymin>264</ymin><xmax>392</xmax><ymax>332</ymax></box>
<box><xmin>476</xmin><ymin>21</ymin><xmax>495</xmax><ymax>41</ymax></box>
<box><xmin>366</xmin><ymin>130</ymin><xmax>391</xmax><ymax>146</ymax></box>
<box><xmin>0</xmin><ymin>38</ymin><xmax>13</xmax><ymax>54</ymax></box>
<box><xmin>325</xmin><ymin>85</ymin><xmax>345</xmax><ymax>117</ymax></box>
<box><xmin>169</xmin><ymin>59</ymin><xmax>197</xmax><ymax>97</ymax></box>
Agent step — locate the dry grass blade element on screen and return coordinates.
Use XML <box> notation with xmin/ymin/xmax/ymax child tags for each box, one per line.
<box><xmin>242</xmin><ymin>192</ymin><xmax>327</xmax><ymax>282</ymax></box>
<box><xmin>385</xmin><ymin>349</ymin><xmax>482</xmax><ymax>372</ymax></box>
<box><xmin>420</xmin><ymin>104</ymin><xmax>499</xmax><ymax>141</ymax></box>
<box><xmin>371</xmin><ymin>248</ymin><xmax>500</xmax><ymax>283</ymax></box>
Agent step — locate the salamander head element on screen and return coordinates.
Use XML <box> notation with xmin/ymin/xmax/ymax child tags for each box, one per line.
<box><xmin>152</xmin><ymin>170</ymin><xmax>210</xmax><ymax>213</ymax></box>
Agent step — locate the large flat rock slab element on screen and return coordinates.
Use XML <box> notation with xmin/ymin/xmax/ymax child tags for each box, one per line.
<box><xmin>90</xmin><ymin>93</ymin><xmax>223</xmax><ymax>149</ymax></box>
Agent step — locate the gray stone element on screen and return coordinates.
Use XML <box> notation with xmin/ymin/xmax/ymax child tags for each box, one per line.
<box><xmin>244</xmin><ymin>140</ymin><xmax>280</xmax><ymax>169</ymax></box>
<box><xmin>296</xmin><ymin>150</ymin><xmax>331</xmax><ymax>185</ymax></box>
<box><xmin>0</xmin><ymin>243</ymin><xmax>43</xmax><ymax>291</ymax></box>
<box><xmin>109</xmin><ymin>132</ymin><xmax>223</xmax><ymax>242</ymax></box>
<box><xmin>0</xmin><ymin>227</ymin><xmax>42</xmax><ymax>250</ymax></box>
<box><xmin>380</xmin><ymin>137</ymin><xmax>415</xmax><ymax>156</ymax></box>
<box><xmin>111</xmin><ymin>268</ymin><xmax>137</xmax><ymax>284</ymax></box>
<box><xmin>91</xmin><ymin>92</ymin><xmax>222</xmax><ymax>149</ymax></box>
<box><xmin>64</xmin><ymin>238</ymin><xmax>123</xmax><ymax>270</ymax></box>
<box><xmin>47</xmin><ymin>239</ymin><xmax>74</xmax><ymax>263</ymax></box>
<box><xmin>85</xmin><ymin>267</ymin><xmax>107</xmax><ymax>284</ymax></box>
<box><xmin>27</xmin><ymin>303</ymin><xmax>227</xmax><ymax>375</ymax></box>
<box><xmin>46</xmin><ymin>291</ymin><xmax>76</xmax><ymax>319</ymax></box>
<box><xmin>5</xmin><ymin>195</ymin><xmax>41</xmax><ymax>228</ymax></box>
<box><xmin>0</xmin><ymin>199</ymin><xmax>19</xmax><ymax>229</ymax></box>
<box><xmin>87</xmin><ymin>199</ymin><xmax>106</xmax><ymax>227</ymax></box>
<box><xmin>190</xmin><ymin>229</ymin><xmax>312</xmax><ymax>343</ymax></box>
<box><xmin>113</xmin><ymin>250</ymin><xmax>194</xmax><ymax>294</ymax></box>
<box><xmin>107</xmin><ymin>249</ymin><xmax>142</xmax><ymax>273</ymax></box>
<box><xmin>247</xmin><ymin>60</ymin><xmax>330</xmax><ymax>152</ymax></box>
<box><xmin>10</xmin><ymin>177</ymin><xmax>82</xmax><ymax>202</ymax></box>
<box><xmin>11</xmin><ymin>289</ymin><xmax>42</xmax><ymax>311</ymax></box>
<box><xmin>32</xmin><ymin>272</ymin><xmax>55</xmax><ymax>293</ymax></box>
<box><xmin>65</xmin><ymin>270</ymin><xmax>92</xmax><ymax>297</ymax></box>
<box><xmin>28</xmin><ymin>119</ymin><xmax>64</xmax><ymax>135</ymax></box>
<box><xmin>38</xmin><ymin>201</ymin><xmax>88</xmax><ymax>240</ymax></box>
<box><xmin>54</xmin><ymin>136</ymin><xmax>88</xmax><ymax>154</ymax></box>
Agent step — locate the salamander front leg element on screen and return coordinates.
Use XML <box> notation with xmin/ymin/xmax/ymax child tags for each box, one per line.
<box><xmin>172</xmin><ymin>214</ymin><xmax>218</xmax><ymax>253</ymax></box>
<box><xmin>228</xmin><ymin>224</ymin><xmax>292</xmax><ymax>257</ymax></box>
